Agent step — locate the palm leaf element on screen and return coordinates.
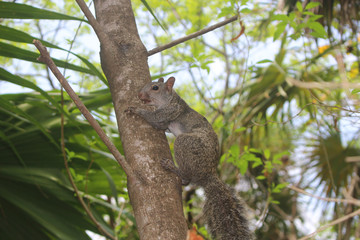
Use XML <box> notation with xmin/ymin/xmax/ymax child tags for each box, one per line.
<box><xmin>0</xmin><ymin>42</ymin><xmax>95</xmax><ymax>75</ymax></box>
<box><xmin>0</xmin><ymin>2</ymin><xmax>87</xmax><ymax>22</ymax></box>
<box><xmin>0</xmin><ymin>25</ymin><xmax>107</xmax><ymax>84</ymax></box>
<box><xmin>140</xmin><ymin>0</ymin><xmax>167</xmax><ymax>32</ymax></box>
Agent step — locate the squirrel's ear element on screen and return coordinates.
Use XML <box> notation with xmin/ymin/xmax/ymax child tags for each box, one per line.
<box><xmin>166</xmin><ymin>77</ymin><xmax>175</xmax><ymax>91</ymax></box>
<box><xmin>158</xmin><ymin>77</ymin><xmax>164</xmax><ymax>83</ymax></box>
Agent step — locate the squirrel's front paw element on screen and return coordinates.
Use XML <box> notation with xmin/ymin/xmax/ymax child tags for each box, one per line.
<box><xmin>125</xmin><ymin>106</ymin><xmax>136</xmax><ymax>114</ymax></box>
<box><xmin>161</xmin><ymin>158</ymin><xmax>190</xmax><ymax>185</ymax></box>
<box><xmin>160</xmin><ymin>158</ymin><xmax>176</xmax><ymax>171</ymax></box>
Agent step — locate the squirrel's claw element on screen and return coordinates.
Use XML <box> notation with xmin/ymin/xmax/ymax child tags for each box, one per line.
<box><xmin>160</xmin><ymin>158</ymin><xmax>176</xmax><ymax>171</ymax></box>
<box><xmin>125</xmin><ymin>106</ymin><xmax>136</xmax><ymax>114</ymax></box>
<box><xmin>161</xmin><ymin>158</ymin><xmax>190</xmax><ymax>186</ymax></box>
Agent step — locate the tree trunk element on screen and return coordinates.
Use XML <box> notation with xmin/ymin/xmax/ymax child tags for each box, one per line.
<box><xmin>93</xmin><ymin>0</ymin><xmax>188</xmax><ymax>239</ymax></box>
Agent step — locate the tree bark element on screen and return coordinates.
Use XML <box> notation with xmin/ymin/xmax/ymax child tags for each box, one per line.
<box><xmin>93</xmin><ymin>0</ymin><xmax>187</xmax><ymax>239</ymax></box>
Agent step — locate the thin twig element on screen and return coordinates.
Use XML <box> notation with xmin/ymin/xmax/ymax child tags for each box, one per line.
<box><xmin>256</xmin><ymin>194</ymin><xmax>270</xmax><ymax>227</ymax></box>
<box><xmin>33</xmin><ymin>39</ymin><xmax>134</xmax><ymax>179</ymax></box>
<box><xmin>148</xmin><ymin>15</ymin><xmax>238</xmax><ymax>56</ymax></box>
<box><xmin>288</xmin><ymin>185</ymin><xmax>360</xmax><ymax>206</ymax></box>
<box><xmin>115</xmin><ymin>201</ymin><xmax>126</xmax><ymax>240</ymax></box>
<box><xmin>286</xmin><ymin>77</ymin><xmax>360</xmax><ymax>89</ymax></box>
<box><xmin>35</xmin><ymin>21</ymin><xmax>57</xmax><ymax>89</ymax></box>
<box><xmin>60</xmin><ymin>88</ymin><xmax>116</xmax><ymax>240</ymax></box>
<box><xmin>249</xmin><ymin>103</ymin><xmax>314</xmax><ymax>127</ymax></box>
<box><xmin>299</xmin><ymin>208</ymin><xmax>360</xmax><ymax>240</ymax></box>
<box><xmin>74</xmin><ymin>0</ymin><xmax>111</xmax><ymax>45</ymax></box>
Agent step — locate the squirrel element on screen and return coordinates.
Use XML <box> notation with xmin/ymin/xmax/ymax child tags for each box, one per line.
<box><xmin>126</xmin><ymin>77</ymin><xmax>252</xmax><ymax>240</ymax></box>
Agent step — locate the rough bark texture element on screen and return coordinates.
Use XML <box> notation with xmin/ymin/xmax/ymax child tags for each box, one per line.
<box><xmin>93</xmin><ymin>0</ymin><xmax>188</xmax><ymax>239</ymax></box>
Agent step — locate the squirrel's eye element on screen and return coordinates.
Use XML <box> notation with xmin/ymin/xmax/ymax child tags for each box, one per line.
<box><xmin>152</xmin><ymin>85</ymin><xmax>159</xmax><ymax>90</ymax></box>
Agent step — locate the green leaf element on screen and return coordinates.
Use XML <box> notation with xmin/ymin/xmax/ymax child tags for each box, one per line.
<box><xmin>273</xmin><ymin>22</ymin><xmax>287</xmax><ymax>41</ymax></box>
<box><xmin>307</xmin><ymin>21</ymin><xmax>326</xmax><ymax>32</ymax></box>
<box><xmin>309</xmin><ymin>15</ymin><xmax>323</xmax><ymax>22</ymax></box>
<box><xmin>272</xmin><ymin>182</ymin><xmax>289</xmax><ymax>193</ymax></box>
<box><xmin>218</xmin><ymin>6</ymin><xmax>234</xmax><ymax>18</ymax></box>
<box><xmin>0</xmin><ymin>66</ymin><xmax>39</xmax><ymax>89</ymax></box>
<box><xmin>289</xmin><ymin>12</ymin><xmax>296</xmax><ymax>21</ymax></box>
<box><xmin>351</xmin><ymin>89</ymin><xmax>360</xmax><ymax>94</ymax></box>
<box><xmin>289</xmin><ymin>32</ymin><xmax>301</xmax><ymax>40</ymax></box>
<box><xmin>252</xmin><ymin>161</ymin><xmax>262</xmax><ymax>168</ymax></box>
<box><xmin>256</xmin><ymin>59</ymin><xmax>273</xmax><ymax>64</ymax></box>
<box><xmin>184</xmin><ymin>56</ymin><xmax>195</xmax><ymax>63</ymax></box>
<box><xmin>239</xmin><ymin>158</ymin><xmax>248</xmax><ymax>175</ymax></box>
<box><xmin>307</xmin><ymin>21</ymin><xmax>327</xmax><ymax>38</ymax></box>
<box><xmin>0</xmin><ymin>25</ymin><xmax>60</xmax><ymax>48</ymax></box>
<box><xmin>0</xmin><ymin>179</ymin><xmax>94</xmax><ymax>239</ymax></box>
<box><xmin>229</xmin><ymin>144</ymin><xmax>240</xmax><ymax>157</ymax></box>
<box><xmin>273</xmin><ymin>151</ymin><xmax>290</xmax><ymax>162</ymax></box>
<box><xmin>302</xmin><ymin>11</ymin><xmax>314</xmax><ymax>16</ymax></box>
<box><xmin>240</xmin><ymin>0</ymin><xmax>249</xmax><ymax>6</ymax></box>
<box><xmin>235</xmin><ymin>127</ymin><xmax>247</xmax><ymax>133</ymax></box>
<box><xmin>240</xmin><ymin>153</ymin><xmax>258</xmax><ymax>162</ymax></box>
<box><xmin>0</xmin><ymin>67</ymin><xmax>63</xmax><ymax>113</ymax></box>
<box><xmin>0</xmin><ymin>96</ymin><xmax>60</xmax><ymax>150</ymax></box>
<box><xmin>0</xmin><ymin>42</ymin><xmax>95</xmax><ymax>75</ymax></box>
<box><xmin>264</xmin><ymin>161</ymin><xmax>273</xmax><ymax>173</ymax></box>
<box><xmin>151</xmin><ymin>69</ymin><xmax>183</xmax><ymax>80</ymax></box>
<box><xmin>0</xmin><ymin>130</ymin><xmax>26</xmax><ymax>167</ymax></box>
<box><xmin>220</xmin><ymin>153</ymin><xmax>228</xmax><ymax>164</ymax></box>
<box><xmin>296</xmin><ymin>1</ymin><xmax>303</xmax><ymax>12</ymax></box>
<box><xmin>140</xmin><ymin>0</ymin><xmax>167</xmax><ymax>33</ymax></box>
<box><xmin>256</xmin><ymin>175</ymin><xmax>266</xmax><ymax>180</ymax></box>
<box><xmin>305</xmin><ymin>2</ymin><xmax>321</xmax><ymax>10</ymax></box>
<box><xmin>0</xmin><ymin>2</ymin><xmax>86</xmax><ymax>22</ymax></box>
<box><xmin>0</xmin><ymin>26</ymin><xmax>107</xmax><ymax>84</ymax></box>
<box><xmin>72</xmin><ymin>53</ymin><xmax>107</xmax><ymax>85</ymax></box>
<box><xmin>249</xmin><ymin>148</ymin><xmax>262</xmax><ymax>154</ymax></box>
<box><xmin>264</xmin><ymin>149</ymin><xmax>271</xmax><ymax>159</ymax></box>
<box><xmin>240</xmin><ymin>8</ymin><xmax>251</xmax><ymax>14</ymax></box>
<box><xmin>0</xmin><ymin>167</ymin><xmax>74</xmax><ymax>201</ymax></box>
<box><xmin>102</xmin><ymin>168</ymin><xmax>119</xmax><ymax>205</ymax></box>
<box><xmin>271</xmin><ymin>14</ymin><xmax>289</xmax><ymax>22</ymax></box>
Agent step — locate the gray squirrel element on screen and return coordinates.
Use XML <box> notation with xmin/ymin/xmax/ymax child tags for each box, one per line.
<box><xmin>126</xmin><ymin>77</ymin><xmax>252</xmax><ymax>240</ymax></box>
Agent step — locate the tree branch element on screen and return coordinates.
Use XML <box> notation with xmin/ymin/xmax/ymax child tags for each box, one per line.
<box><xmin>286</xmin><ymin>77</ymin><xmax>360</xmax><ymax>89</ymax></box>
<box><xmin>299</xmin><ymin>208</ymin><xmax>360</xmax><ymax>240</ymax></box>
<box><xmin>74</xmin><ymin>0</ymin><xmax>112</xmax><ymax>46</ymax></box>
<box><xmin>33</xmin><ymin>39</ymin><xmax>135</xmax><ymax>180</ymax></box>
<box><xmin>148</xmin><ymin>15</ymin><xmax>238</xmax><ymax>56</ymax></box>
<box><xmin>288</xmin><ymin>185</ymin><xmax>360</xmax><ymax>206</ymax></box>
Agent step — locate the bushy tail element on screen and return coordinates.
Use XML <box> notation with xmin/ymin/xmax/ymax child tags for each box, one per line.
<box><xmin>203</xmin><ymin>176</ymin><xmax>252</xmax><ymax>240</ymax></box>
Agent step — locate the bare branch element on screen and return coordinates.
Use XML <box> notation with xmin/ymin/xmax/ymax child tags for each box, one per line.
<box><xmin>299</xmin><ymin>208</ymin><xmax>360</xmax><ymax>240</ymax></box>
<box><xmin>249</xmin><ymin>103</ymin><xmax>314</xmax><ymax>127</ymax></box>
<box><xmin>148</xmin><ymin>15</ymin><xmax>238</xmax><ymax>56</ymax></box>
<box><xmin>33</xmin><ymin>39</ymin><xmax>134</xmax><ymax>179</ymax></box>
<box><xmin>74</xmin><ymin>0</ymin><xmax>111</xmax><ymax>46</ymax></box>
<box><xmin>345</xmin><ymin>156</ymin><xmax>360</xmax><ymax>163</ymax></box>
<box><xmin>286</xmin><ymin>77</ymin><xmax>360</xmax><ymax>89</ymax></box>
<box><xmin>288</xmin><ymin>185</ymin><xmax>360</xmax><ymax>206</ymax></box>
<box><xmin>290</xmin><ymin>184</ymin><xmax>360</xmax><ymax>239</ymax></box>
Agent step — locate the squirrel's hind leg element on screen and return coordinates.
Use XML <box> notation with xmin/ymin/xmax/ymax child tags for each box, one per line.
<box><xmin>160</xmin><ymin>158</ymin><xmax>190</xmax><ymax>185</ymax></box>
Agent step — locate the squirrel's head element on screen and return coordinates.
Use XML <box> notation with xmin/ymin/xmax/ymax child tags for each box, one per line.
<box><xmin>138</xmin><ymin>77</ymin><xmax>175</xmax><ymax>108</ymax></box>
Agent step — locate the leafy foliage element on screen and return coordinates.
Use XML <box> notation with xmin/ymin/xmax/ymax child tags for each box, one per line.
<box><xmin>0</xmin><ymin>1</ymin><xmax>134</xmax><ymax>239</ymax></box>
